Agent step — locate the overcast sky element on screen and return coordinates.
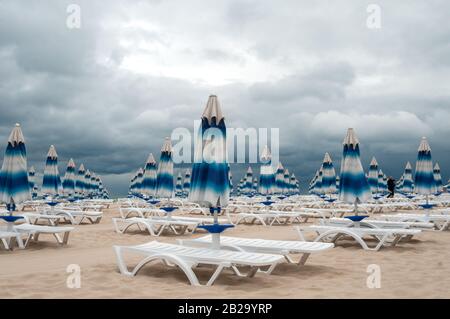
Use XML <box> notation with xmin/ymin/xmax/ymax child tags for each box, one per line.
<box><xmin>1</xmin><ymin>1</ymin><xmax>449</xmax><ymax>196</ymax></box>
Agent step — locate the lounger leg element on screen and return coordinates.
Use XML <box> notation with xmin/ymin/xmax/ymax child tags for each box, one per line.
<box><xmin>206</xmin><ymin>264</ymin><xmax>226</xmax><ymax>286</ymax></box>
<box><xmin>2</xmin><ymin>238</ymin><xmax>10</xmax><ymax>250</ymax></box>
<box><xmin>63</xmin><ymin>232</ymin><xmax>70</xmax><ymax>245</ymax></box>
<box><xmin>285</xmin><ymin>253</ymin><xmax>311</xmax><ymax>266</ymax></box>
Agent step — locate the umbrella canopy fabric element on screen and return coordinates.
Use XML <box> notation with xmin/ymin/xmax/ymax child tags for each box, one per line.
<box><xmin>283</xmin><ymin>168</ymin><xmax>290</xmax><ymax>195</ymax></box>
<box><xmin>75</xmin><ymin>164</ymin><xmax>86</xmax><ymax>196</ymax></box>
<box><xmin>188</xmin><ymin>95</ymin><xmax>230</xmax><ymax>206</ymax></box>
<box><xmin>433</xmin><ymin>162</ymin><xmax>443</xmax><ymax>193</ymax></box>
<box><xmin>175</xmin><ymin>172</ymin><xmax>183</xmax><ymax>195</ymax></box>
<box><xmin>321</xmin><ymin>152</ymin><xmax>337</xmax><ymax>195</ymax></box>
<box><xmin>183</xmin><ymin>169</ymin><xmax>191</xmax><ymax>196</ymax></box>
<box><xmin>62</xmin><ymin>158</ymin><xmax>76</xmax><ymax>196</ymax></box>
<box><xmin>259</xmin><ymin>145</ymin><xmax>275</xmax><ymax>196</ymax></box>
<box><xmin>28</xmin><ymin>166</ymin><xmax>38</xmax><ymax>198</ymax></box>
<box><xmin>0</xmin><ymin>124</ymin><xmax>31</xmax><ymax>208</ymax></box>
<box><xmin>274</xmin><ymin>162</ymin><xmax>285</xmax><ymax>195</ymax></box>
<box><xmin>243</xmin><ymin>166</ymin><xmax>253</xmax><ymax>194</ymax></box>
<box><xmin>414</xmin><ymin>137</ymin><xmax>436</xmax><ymax>195</ymax></box>
<box><xmin>378</xmin><ymin>169</ymin><xmax>387</xmax><ymax>194</ymax></box>
<box><xmin>156</xmin><ymin>137</ymin><xmax>174</xmax><ymax>198</ymax></box>
<box><xmin>135</xmin><ymin>168</ymin><xmax>144</xmax><ymax>195</ymax></box>
<box><xmin>84</xmin><ymin>169</ymin><xmax>92</xmax><ymax>196</ymax></box>
<box><xmin>41</xmin><ymin>145</ymin><xmax>62</xmax><ymax>197</ymax></box>
<box><xmin>339</xmin><ymin>128</ymin><xmax>371</xmax><ymax>204</ymax></box>
<box><xmin>368</xmin><ymin>157</ymin><xmax>379</xmax><ymax>194</ymax></box>
<box><xmin>141</xmin><ymin>153</ymin><xmax>157</xmax><ymax>197</ymax></box>
<box><xmin>402</xmin><ymin>162</ymin><xmax>414</xmax><ymax>193</ymax></box>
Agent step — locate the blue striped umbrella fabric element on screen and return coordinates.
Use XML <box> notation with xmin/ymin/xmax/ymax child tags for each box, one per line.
<box><xmin>28</xmin><ymin>166</ymin><xmax>37</xmax><ymax>198</ymax></box>
<box><xmin>315</xmin><ymin>167</ymin><xmax>323</xmax><ymax>195</ymax></box>
<box><xmin>309</xmin><ymin>170</ymin><xmax>318</xmax><ymax>194</ymax></box>
<box><xmin>321</xmin><ymin>152</ymin><xmax>337</xmax><ymax>195</ymax></box>
<box><xmin>156</xmin><ymin>137</ymin><xmax>174</xmax><ymax>199</ymax></box>
<box><xmin>135</xmin><ymin>168</ymin><xmax>144</xmax><ymax>195</ymax></box>
<box><xmin>175</xmin><ymin>172</ymin><xmax>183</xmax><ymax>196</ymax></box>
<box><xmin>433</xmin><ymin>162</ymin><xmax>443</xmax><ymax>193</ymax></box>
<box><xmin>0</xmin><ymin>124</ymin><xmax>31</xmax><ymax>210</ymax></box>
<box><xmin>41</xmin><ymin>145</ymin><xmax>62</xmax><ymax>197</ymax></box>
<box><xmin>62</xmin><ymin>158</ymin><xmax>76</xmax><ymax>197</ymax></box>
<box><xmin>290</xmin><ymin>173</ymin><xmax>298</xmax><ymax>195</ymax></box>
<box><xmin>377</xmin><ymin>169</ymin><xmax>387</xmax><ymax>194</ymax></box>
<box><xmin>259</xmin><ymin>145</ymin><xmax>275</xmax><ymax>196</ymax></box>
<box><xmin>75</xmin><ymin>164</ymin><xmax>86</xmax><ymax>197</ymax></box>
<box><xmin>183</xmin><ymin>169</ymin><xmax>191</xmax><ymax>196</ymax></box>
<box><xmin>141</xmin><ymin>153</ymin><xmax>157</xmax><ymax>197</ymax></box>
<box><xmin>189</xmin><ymin>95</ymin><xmax>230</xmax><ymax>207</ymax></box>
<box><xmin>414</xmin><ymin>137</ymin><xmax>436</xmax><ymax>196</ymax></box>
<box><xmin>84</xmin><ymin>169</ymin><xmax>92</xmax><ymax>196</ymax></box>
<box><xmin>227</xmin><ymin>165</ymin><xmax>233</xmax><ymax>194</ymax></box>
<box><xmin>243</xmin><ymin>166</ymin><xmax>253</xmax><ymax>195</ymax></box>
<box><xmin>252</xmin><ymin>177</ymin><xmax>258</xmax><ymax>193</ymax></box>
<box><xmin>368</xmin><ymin>157</ymin><xmax>379</xmax><ymax>194</ymax></box>
<box><xmin>274</xmin><ymin>162</ymin><xmax>285</xmax><ymax>195</ymax></box>
<box><xmin>339</xmin><ymin>128</ymin><xmax>371</xmax><ymax>204</ymax></box>
<box><xmin>283</xmin><ymin>168</ymin><xmax>290</xmax><ymax>195</ymax></box>
<box><xmin>90</xmin><ymin>173</ymin><xmax>99</xmax><ymax>197</ymax></box>
<box><xmin>402</xmin><ymin>162</ymin><xmax>414</xmax><ymax>193</ymax></box>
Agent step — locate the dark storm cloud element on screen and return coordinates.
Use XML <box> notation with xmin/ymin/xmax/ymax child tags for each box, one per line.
<box><xmin>1</xmin><ymin>0</ymin><xmax>450</xmax><ymax>196</ymax></box>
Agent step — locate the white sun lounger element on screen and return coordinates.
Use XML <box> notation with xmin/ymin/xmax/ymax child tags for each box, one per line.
<box><xmin>119</xmin><ymin>207</ymin><xmax>164</xmax><ymax>219</ymax></box>
<box><xmin>234</xmin><ymin>211</ymin><xmax>304</xmax><ymax>226</ymax></box>
<box><xmin>0</xmin><ymin>230</ymin><xmax>24</xmax><ymax>250</ymax></box>
<box><xmin>12</xmin><ymin>224</ymin><xmax>74</xmax><ymax>247</ymax></box>
<box><xmin>296</xmin><ymin>225</ymin><xmax>421</xmax><ymax>251</ymax></box>
<box><xmin>322</xmin><ymin>217</ymin><xmax>435</xmax><ymax>231</ymax></box>
<box><xmin>53</xmin><ymin>209</ymin><xmax>103</xmax><ymax>225</ymax></box>
<box><xmin>179</xmin><ymin>235</ymin><xmax>334</xmax><ymax>266</ymax></box>
<box><xmin>112</xmin><ymin>217</ymin><xmax>200</xmax><ymax>236</ymax></box>
<box><xmin>113</xmin><ymin>241</ymin><xmax>284</xmax><ymax>286</ymax></box>
<box><xmin>380</xmin><ymin>214</ymin><xmax>450</xmax><ymax>231</ymax></box>
<box><xmin>20</xmin><ymin>213</ymin><xmax>63</xmax><ymax>226</ymax></box>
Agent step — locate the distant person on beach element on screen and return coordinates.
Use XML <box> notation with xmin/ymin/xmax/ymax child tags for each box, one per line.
<box><xmin>387</xmin><ymin>177</ymin><xmax>395</xmax><ymax>198</ymax></box>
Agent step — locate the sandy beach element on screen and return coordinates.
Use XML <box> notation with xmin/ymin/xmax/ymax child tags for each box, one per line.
<box><xmin>1</xmin><ymin>204</ymin><xmax>449</xmax><ymax>299</ymax></box>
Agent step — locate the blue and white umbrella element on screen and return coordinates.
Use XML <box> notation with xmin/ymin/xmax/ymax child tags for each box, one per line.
<box><xmin>335</xmin><ymin>175</ymin><xmax>340</xmax><ymax>192</ymax></box>
<box><xmin>228</xmin><ymin>165</ymin><xmax>233</xmax><ymax>195</ymax></box>
<box><xmin>41</xmin><ymin>145</ymin><xmax>62</xmax><ymax>197</ymax></box>
<box><xmin>321</xmin><ymin>152</ymin><xmax>337</xmax><ymax>195</ymax></box>
<box><xmin>414</xmin><ymin>137</ymin><xmax>436</xmax><ymax>199</ymax></box>
<box><xmin>75</xmin><ymin>164</ymin><xmax>85</xmax><ymax>197</ymax></box>
<box><xmin>156</xmin><ymin>137</ymin><xmax>174</xmax><ymax>199</ymax></box>
<box><xmin>252</xmin><ymin>177</ymin><xmax>258</xmax><ymax>193</ymax></box>
<box><xmin>135</xmin><ymin>168</ymin><xmax>144</xmax><ymax>195</ymax></box>
<box><xmin>290</xmin><ymin>173</ymin><xmax>299</xmax><ymax>195</ymax></box>
<box><xmin>62</xmin><ymin>158</ymin><xmax>76</xmax><ymax>197</ymax></box>
<box><xmin>315</xmin><ymin>167</ymin><xmax>323</xmax><ymax>195</ymax></box>
<box><xmin>274</xmin><ymin>162</ymin><xmax>285</xmax><ymax>195</ymax></box>
<box><xmin>28</xmin><ymin>166</ymin><xmax>37</xmax><ymax>198</ymax></box>
<box><xmin>433</xmin><ymin>162</ymin><xmax>443</xmax><ymax>193</ymax></box>
<box><xmin>402</xmin><ymin>162</ymin><xmax>414</xmax><ymax>193</ymax></box>
<box><xmin>368</xmin><ymin>157</ymin><xmax>379</xmax><ymax>194</ymax></box>
<box><xmin>84</xmin><ymin>169</ymin><xmax>92</xmax><ymax>196</ymax></box>
<box><xmin>259</xmin><ymin>145</ymin><xmax>275</xmax><ymax>196</ymax></box>
<box><xmin>377</xmin><ymin>169</ymin><xmax>387</xmax><ymax>194</ymax></box>
<box><xmin>175</xmin><ymin>172</ymin><xmax>183</xmax><ymax>196</ymax></box>
<box><xmin>243</xmin><ymin>166</ymin><xmax>253</xmax><ymax>195</ymax></box>
<box><xmin>339</xmin><ymin>128</ymin><xmax>371</xmax><ymax>208</ymax></box>
<box><xmin>183</xmin><ymin>169</ymin><xmax>191</xmax><ymax>196</ymax></box>
<box><xmin>189</xmin><ymin>95</ymin><xmax>230</xmax><ymax>207</ymax></box>
<box><xmin>283</xmin><ymin>168</ymin><xmax>290</xmax><ymax>195</ymax></box>
<box><xmin>309</xmin><ymin>170</ymin><xmax>318</xmax><ymax>194</ymax></box>
<box><xmin>0</xmin><ymin>123</ymin><xmax>30</xmax><ymax>211</ymax></box>
<box><xmin>141</xmin><ymin>153</ymin><xmax>157</xmax><ymax>197</ymax></box>
<box><xmin>90</xmin><ymin>172</ymin><xmax>99</xmax><ymax>197</ymax></box>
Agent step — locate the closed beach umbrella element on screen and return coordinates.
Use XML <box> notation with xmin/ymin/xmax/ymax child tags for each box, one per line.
<box><xmin>283</xmin><ymin>168</ymin><xmax>290</xmax><ymax>195</ymax></box>
<box><xmin>175</xmin><ymin>172</ymin><xmax>183</xmax><ymax>196</ymax></box>
<box><xmin>141</xmin><ymin>153</ymin><xmax>157</xmax><ymax>197</ymax></box>
<box><xmin>75</xmin><ymin>164</ymin><xmax>85</xmax><ymax>197</ymax></box>
<box><xmin>62</xmin><ymin>158</ymin><xmax>76</xmax><ymax>197</ymax></box>
<box><xmin>41</xmin><ymin>145</ymin><xmax>62</xmax><ymax>197</ymax></box>
<box><xmin>28</xmin><ymin>166</ymin><xmax>37</xmax><ymax>198</ymax></box>
<box><xmin>183</xmin><ymin>169</ymin><xmax>191</xmax><ymax>196</ymax></box>
<box><xmin>135</xmin><ymin>168</ymin><xmax>144</xmax><ymax>195</ymax></box>
<box><xmin>368</xmin><ymin>157</ymin><xmax>379</xmax><ymax>194</ymax></box>
<box><xmin>274</xmin><ymin>162</ymin><xmax>285</xmax><ymax>195</ymax></box>
<box><xmin>414</xmin><ymin>137</ymin><xmax>436</xmax><ymax>200</ymax></box>
<box><xmin>189</xmin><ymin>95</ymin><xmax>230</xmax><ymax>207</ymax></box>
<box><xmin>259</xmin><ymin>145</ymin><xmax>275</xmax><ymax>196</ymax></box>
<box><xmin>156</xmin><ymin>137</ymin><xmax>174</xmax><ymax>199</ymax></box>
<box><xmin>321</xmin><ymin>152</ymin><xmax>337</xmax><ymax>195</ymax></box>
<box><xmin>335</xmin><ymin>175</ymin><xmax>340</xmax><ymax>192</ymax></box>
<box><xmin>339</xmin><ymin>128</ymin><xmax>371</xmax><ymax>207</ymax></box>
<box><xmin>315</xmin><ymin>167</ymin><xmax>323</xmax><ymax>195</ymax></box>
<box><xmin>377</xmin><ymin>169</ymin><xmax>386</xmax><ymax>194</ymax></box>
<box><xmin>402</xmin><ymin>162</ymin><xmax>414</xmax><ymax>193</ymax></box>
<box><xmin>84</xmin><ymin>169</ymin><xmax>92</xmax><ymax>196</ymax></box>
<box><xmin>244</xmin><ymin>166</ymin><xmax>253</xmax><ymax>195</ymax></box>
<box><xmin>0</xmin><ymin>124</ymin><xmax>30</xmax><ymax>211</ymax></box>
<box><xmin>433</xmin><ymin>162</ymin><xmax>443</xmax><ymax>193</ymax></box>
